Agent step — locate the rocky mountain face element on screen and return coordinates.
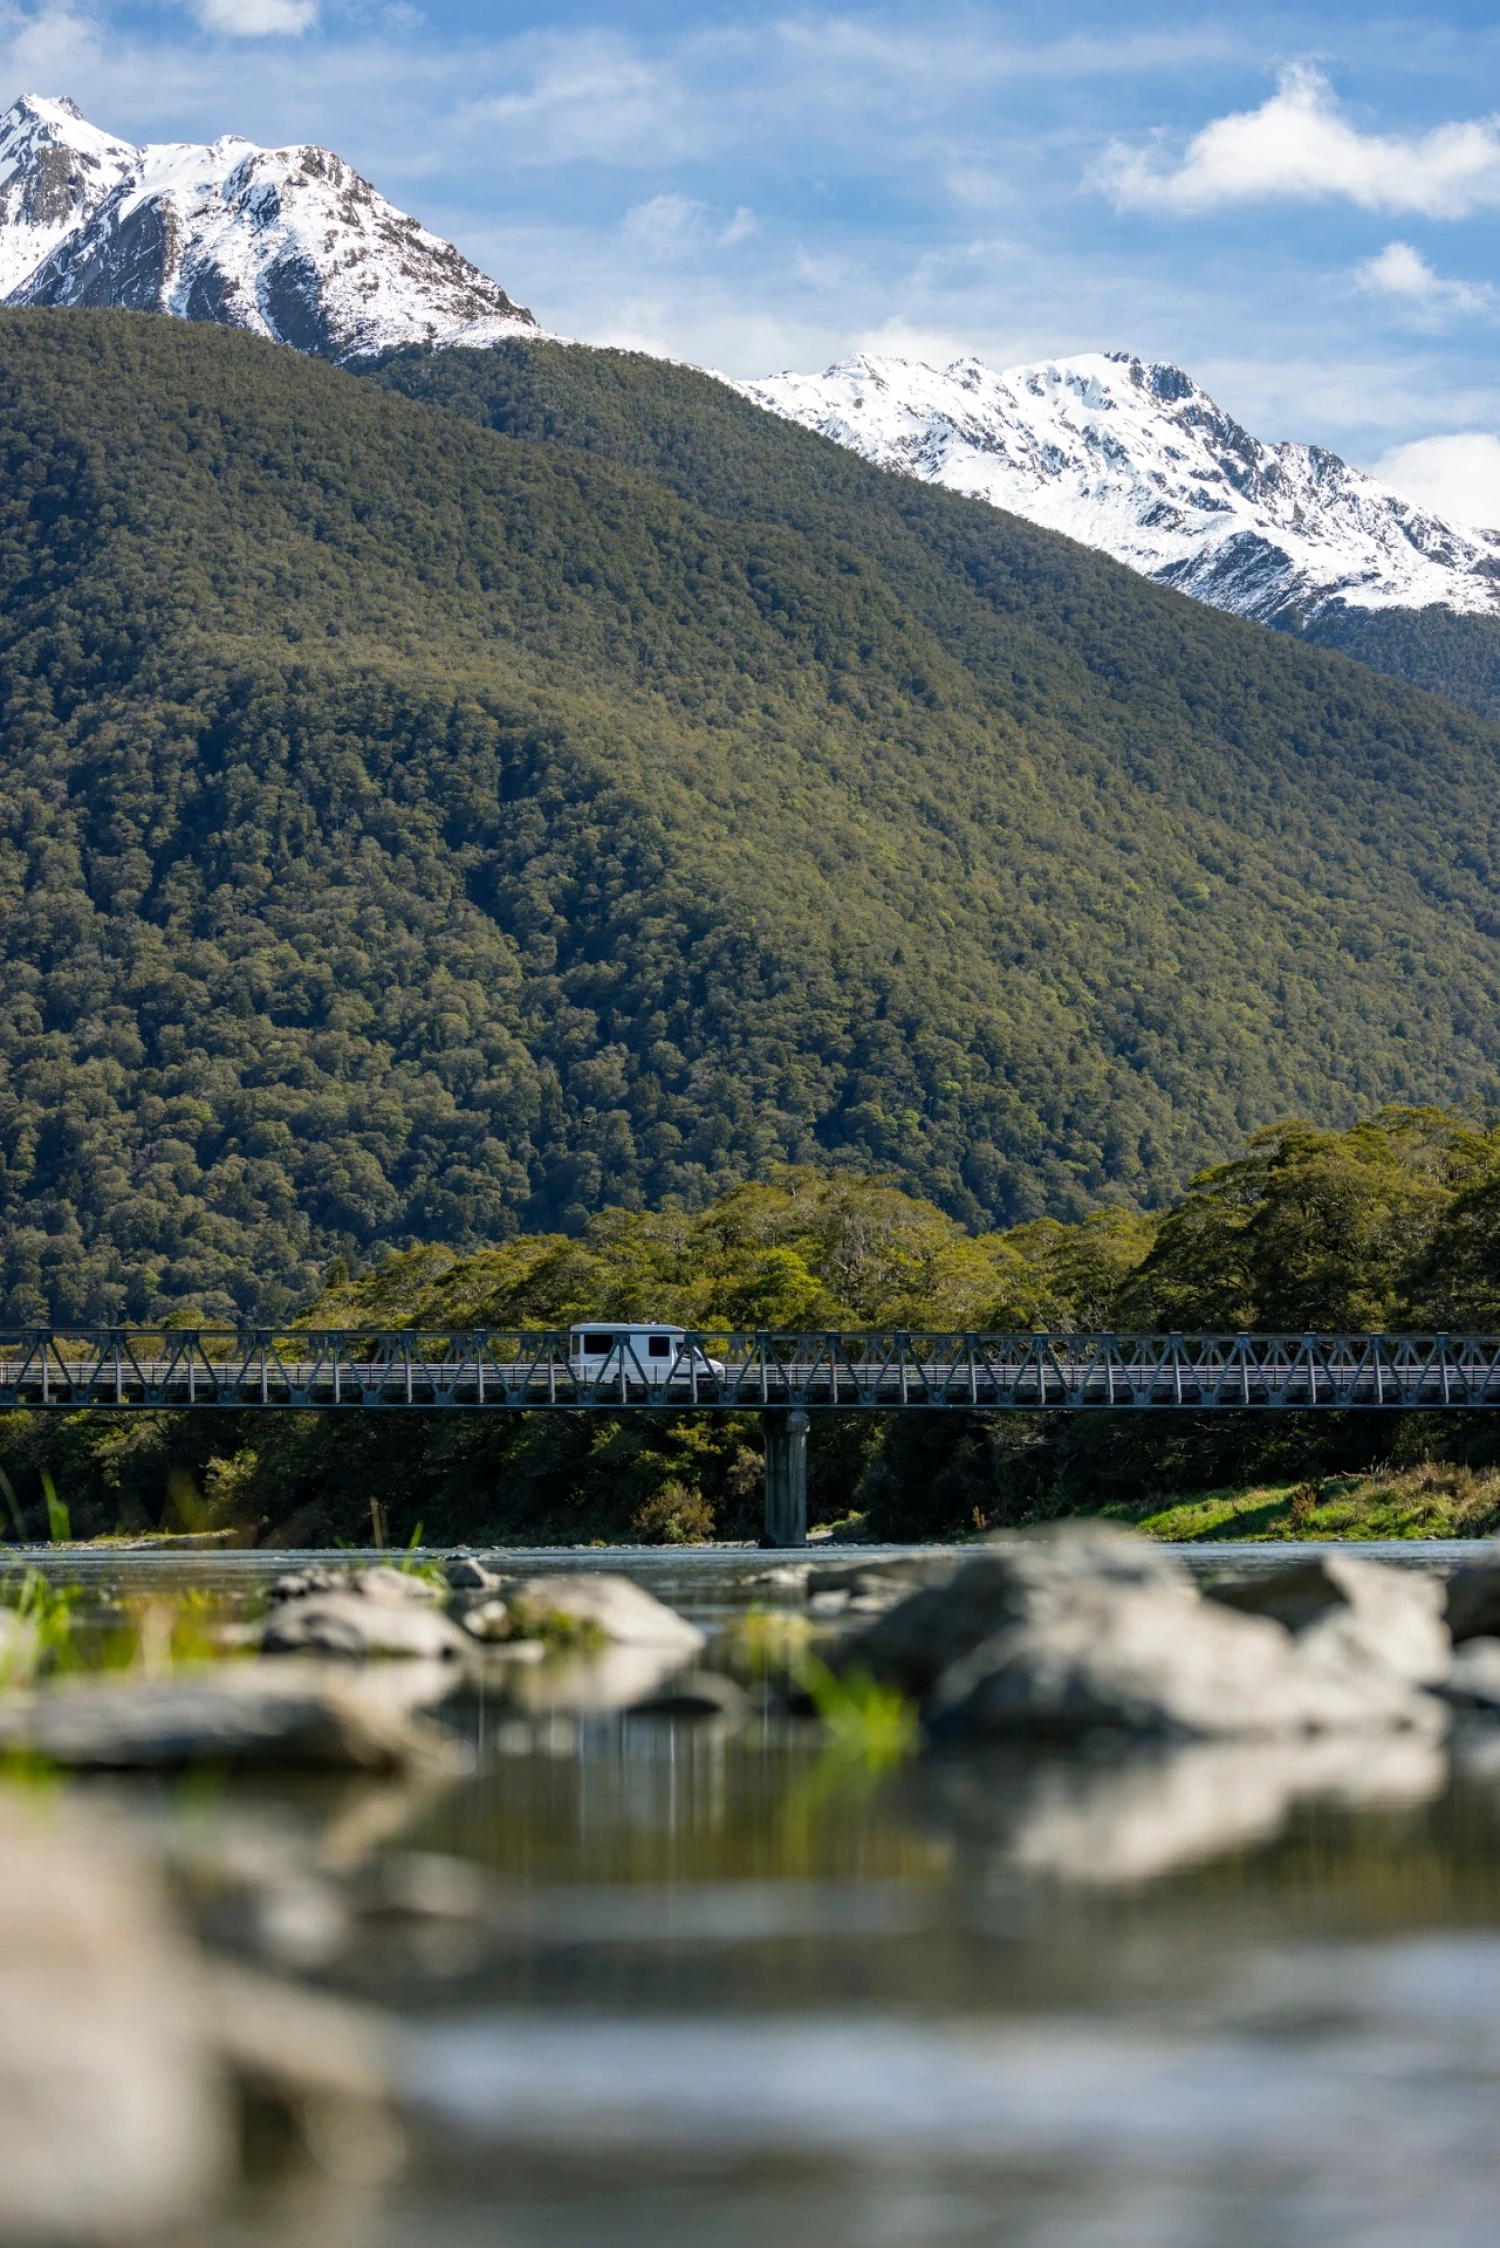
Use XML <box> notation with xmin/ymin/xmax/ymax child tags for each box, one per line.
<box><xmin>737</xmin><ymin>351</ymin><xmax>1500</xmax><ymax>628</ymax></box>
<box><xmin>0</xmin><ymin>94</ymin><xmax>537</xmax><ymax>362</ymax></box>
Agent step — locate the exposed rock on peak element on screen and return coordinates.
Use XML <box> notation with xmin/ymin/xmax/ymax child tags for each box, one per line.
<box><xmin>737</xmin><ymin>348</ymin><xmax>1500</xmax><ymax>627</ymax></box>
<box><xmin>0</xmin><ymin>95</ymin><xmax>539</xmax><ymax>363</ymax></box>
<box><xmin>0</xmin><ymin>93</ymin><xmax>137</xmax><ymax>299</ymax></box>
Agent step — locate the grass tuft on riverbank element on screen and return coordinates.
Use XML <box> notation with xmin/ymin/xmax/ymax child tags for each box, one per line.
<box><xmin>1105</xmin><ymin>1461</ymin><xmax>1500</xmax><ymax>1543</ymax></box>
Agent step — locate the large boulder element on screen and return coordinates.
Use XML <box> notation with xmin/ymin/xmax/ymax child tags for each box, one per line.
<box><xmin>0</xmin><ymin>1789</ymin><xmax>409</xmax><ymax>2238</ymax></box>
<box><xmin>267</xmin><ymin>1564</ymin><xmax>350</xmax><ymax>1603</ymax></box>
<box><xmin>505</xmin><ymin>1574</ymin><xmax>706</xmax><ymax>1656</ymax></box>
<box><xmin>268</xmin><ymin>1563</ymin><xmax>443</xmax><ymax>1607</ymax></box>
<box><xmin>263</xmin><ymin>1591</ymin><xmax>468</xmax><ymax>1660</ymax></box>
<box><xmin>924</xmin><ymin>1578</ymin><xmax>1435</xmax><ymax>1742</ymax></box>
<box><xmin>835</xmin><ymin>1524</ymin><xmax>1193</xmax><ymax>1698</ymax></box>
<box><xmin>1206</xmin><ymin>1553</ymin><xmax>1450</xmax><ymax>1688</ymax></box>
<box><xmin>1443</xmin><ymin>1552</ymin><xmax>1500</xmax><ymax>1644</ymax></box>
<box><xmin>1437</xmin><ymin>1636</ymin><xmax>1500</xmax><ymax>1709</ymax></box>
<box><xmin>839</xmin><ymin>1524</ymin><xmax>1446</xmax><ymax>1743</ymax></box>
<box><xmin>0</xmin><ymin>1792</ymin><xmax>232</xmax><ymax>2240</ymax></box>
<box><xmin>458</xmin><ymin>1597</ymin><xmax>515</xmax><ymax>1643</ymax></box>
<box><xmin>445</xmin><ymin>1554</ymin><xmax>511</xmax><ymax>1594</ymax></box>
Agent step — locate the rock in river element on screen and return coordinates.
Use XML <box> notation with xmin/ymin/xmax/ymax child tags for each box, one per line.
<box><xmin>506</xmin><ymin>1573</ymin><xmax>706</xmax><ymax>1656</ymax></box>
<box><xmin>1436</xmin><ymin>1636</ymin><xmax>1500</xmax><ymax>1709</ymax></box>
<box><xmin>1442</xmin><ymin>1550</ymin><xmax>1500</xmax><ymax>1645</ymax></box>
<box><xmin>263</xmin><ymin>1589</ymin><xmax>469</xmax><ymax>1660</ymax></box>
<box><xmin>445</xmin><ymin>1553</ymin><xmax>511</xmax><ymax>1593</ymax></box>
<box><xmin>841</xmin><ymin>1524</ymin><xmax>1445</xmax><ymax>1742</ymax></box>
<box><xmin>1206</xmin><ymin>1551</ymin><xmax>1450</xmax><ymax>1688</ymax></box>
<box><xmin>835</xmin><ymin>1524</ymin><xmax>1191</xmax><ymax>1699</ymax></box>
<box><xmin>0</xmin><ymin>1789</ymin><xmax>408</xmax><ymax>2238</ymax></box>
<box><xmin>0</xmin><ymin>1791</ymin><xmax>232</xmax><ymax>2240</ymax></box>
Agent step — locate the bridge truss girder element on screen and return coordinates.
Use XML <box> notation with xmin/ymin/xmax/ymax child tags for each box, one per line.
<box><xmin>1</xmin><ymin>1329</ymin><xmax>1499</xmax><ymax>1413</ymax></box>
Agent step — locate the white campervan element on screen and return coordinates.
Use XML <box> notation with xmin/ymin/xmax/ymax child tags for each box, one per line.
<box><xmin>567</xmin><ymin>1323</ymin><xmax>725</xmax><ymax>1388</ymax></box>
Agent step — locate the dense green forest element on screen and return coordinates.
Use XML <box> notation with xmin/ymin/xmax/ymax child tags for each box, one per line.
<box><xmin>1295</xmin><ymin>605</ymin><xmax>1500</xmax><ymax>726</ymax></box>
<box><xmin>8</xmin><ymin>1109</ymin><xmax>1500</xmax><ymax>1546</ymax></box>
<box><xmin>364</xmin><ymin>343</ymin><xmax>1500</xmax><ymax>728</ymax></box>
<box><xmin>6</xmin><ymin>313</ymin><xmax>1500</xmax><ymax>1328</ymax></box>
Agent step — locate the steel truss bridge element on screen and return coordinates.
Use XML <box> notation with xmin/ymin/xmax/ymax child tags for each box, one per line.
<box><xmin>4</xmin><ymin>1328</ymin><xmax>1500</xmax><ymax>1415</ymax></box>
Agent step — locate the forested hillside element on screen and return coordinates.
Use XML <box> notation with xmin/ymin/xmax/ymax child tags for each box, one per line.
<box><xmin>9</xmin><ymin>1111</ymin><xmax>1500</xmax><ymax>1546</ymax></box>
<box><xmin>5</xmin><ymin>311</ymin><xmax>1500</xmax><ymax>1322</ymax></box>
<box><xmin>1297</xmin><ymin>605</ymin><xmax>1500</xmax><ymax>725</ymax></box>
<box><xmin>364</xmin><ymin>345</ymin><xmax>1500</xmax><ymax>723</ymax></box>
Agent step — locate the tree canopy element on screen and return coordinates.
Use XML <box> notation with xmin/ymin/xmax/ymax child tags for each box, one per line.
<box><xmin>4</xmin><ymin>314</ymin><xmax>1500</xmax><ymax>1322</ymax></box>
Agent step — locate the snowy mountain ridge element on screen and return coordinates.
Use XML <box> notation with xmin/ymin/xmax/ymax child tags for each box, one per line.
<box><xmin>736</xmin><ymin>351</ymin><xmax>1500</xmax><ymax>626</ymax></box>
<box><xmin>4</xmin><ymin>96</ymin><xmax>1496</xmax><ymax>631</ymax></box>
<box><xmin>0</xmin><ymin>93</ymin><xmax>538</xmax><ymax>363</ymax></box>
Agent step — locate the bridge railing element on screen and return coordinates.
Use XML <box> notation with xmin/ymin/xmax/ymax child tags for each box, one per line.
<box><xmin>2</xmin><ymin>1328</ymin><xmax>1500</xmax><ymax>1410</ymax></box>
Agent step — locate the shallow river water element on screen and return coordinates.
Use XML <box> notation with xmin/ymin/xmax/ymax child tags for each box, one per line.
<box><xmin>21</xmin><ymin>1541</ymin><xmax>1500</xmax><ymax>2247</ymax></box>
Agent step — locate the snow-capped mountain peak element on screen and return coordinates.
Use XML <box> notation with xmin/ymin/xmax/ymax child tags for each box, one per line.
<box><xmin>0</xmin><ymin>94</ymin><xmax>137</xmax><ymax>300</ymax></box>
<box><xmin>737</xmin><ymin>349</ymin><xmax>1500</xmax><ymax>625</ymax></box>
<box><xmin>0</xmin><ymin>95</ymin><xmax>539</xmax><ymax>363</ymax></box>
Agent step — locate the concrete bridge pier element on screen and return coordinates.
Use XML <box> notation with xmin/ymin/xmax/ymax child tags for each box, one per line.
<box><xmin>761</xmin><ymin>1409</ymin><xmax>809</xmax><ymax>1547</ymax></box>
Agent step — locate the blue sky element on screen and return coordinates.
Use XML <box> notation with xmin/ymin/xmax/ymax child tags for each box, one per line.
<box><xmin>14</xmin><ymin>2</ymin><xmax>1500</xmax><ymax>509</ymax></box>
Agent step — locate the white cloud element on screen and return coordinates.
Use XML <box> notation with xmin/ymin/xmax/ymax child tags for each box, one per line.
<box><xmin>192</xmin><ymin>0</ymin><xmax>316</xmax><ymax>30</ymax></box>
<box><xmin>1371</xmin><ymin>433</ymin><xmax>1500</xmax><ymax>531</ymax></box>
<box><xmin>460</xmin><ymin>33</ymin><xmax>687</xmax><ymax>166</ymax></box>
<box><xmin>622</xmin><ymin>193</ymin><xmax>707</xmax><ymax>255</ymax></box>
<box><xmin>620</xmin><ymin>194</ymin><xmax>757</xmax><ymax>259</ymax></box>
<box><xmin>1355</xmin><ymin>240</ymin><xmax>1496</xmax><ymax>319</ymax></box>
<box><xmin>1095</xmin><ymin>65</ymin><xmax>1500</xmax><ymax>218</ymax></box>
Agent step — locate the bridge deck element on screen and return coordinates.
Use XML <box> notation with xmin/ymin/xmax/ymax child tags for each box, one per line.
<box><xmin>1</xmin><ymin>1330</ymin><xmax>1498</xmax><ymax>1411</ymax></box>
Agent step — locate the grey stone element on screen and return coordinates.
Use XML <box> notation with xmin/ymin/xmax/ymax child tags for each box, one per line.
<box><xmin>1444</xmin><ymin>1553</ymin><xmax>1500</xmax><ymax>1644</ymax></box>
<box><xmin>835</xmin><ymin>1523</ymin><xmax>1191</xmax><ymax>1697</ymax></box>
<box><xmin>925</xmin><ymin>1575</ymin><xmax>1439</xmax><ymax>1744</ymax></box>
<box><xmin>445</xmin><ymin>1554</ymin><xmax>509</xmax><ymax>1593</ymax></box>
<box><xmin>746</xmin><ymin>1561</ymin><xmax>814</xmax><ymax>1590</ymax></box>
<box><xmin>507</xmin><ymin>1573</ymin><xmax>706</xmax><ymax>1655</ymax></box>
<box><xmin>262</xmin><ymin>1590</ymin><xmax>468</xmax><ymax>1660</ymax></box>
<box><xmin>268</xmin><ymin>1564</ymin><xmax>348</xmax><ymax>1603</ymax></box>
<box><xmin>268</xmin><ymin>1563</ymin><xmax>441</xmax><ymax>1609</ymax></box>
<box><xmin>1206</xmin><ymin>1552</ymin><xmax>1450</xmax><ymax>1687</ymax></box>
<box><xmin>0</xmin><ymin>1793</ymin><xmax>233</xmax><ymax>2240</ymax></box>
<box><xmin>0</xmin><ymin>1660</ymin><xmax>463</xmax><ymax>1770</ymax></box>
<box><xmin>459</xmin><ymin>1597</ymin><xmax>513</xmax><ymax>1642</ymax></box>
<box><xmin>352</xmin><ymin>1564</ymin><xmax>443</xmax><ymax>1604</ymax></box>
<box><xmin>1436</xmin><ymin>1635</ymin><xmax>1500</xmax><ymax>1708</ymax></box>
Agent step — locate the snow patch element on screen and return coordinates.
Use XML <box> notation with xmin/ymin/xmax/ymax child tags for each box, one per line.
<box><xmin>736</xmin><ymin>349</ymin><xmax>1500</xmax><ymax>624</ymax></box>
<box><xmin>0</xmin><ymin>93</ymin><xmax>541</xmax><ymax>364</ymax></box>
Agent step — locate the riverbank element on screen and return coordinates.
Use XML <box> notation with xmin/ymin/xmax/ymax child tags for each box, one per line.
<box><xmin>1107</xmin><ymin>1460</ymin><xmax>1500</xmax><ymax>1543</ymax></box>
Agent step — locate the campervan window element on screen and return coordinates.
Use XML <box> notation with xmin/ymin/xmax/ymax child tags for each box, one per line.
<box><xmin>582</xmin><ymin>1333</ymin><xmax>614</xmax><ymax>1354</ymax></box>
<box><xmin>648</xmin><ymin>1337</ymin><xmax>671</xmax><ymax>1358</ymax></box>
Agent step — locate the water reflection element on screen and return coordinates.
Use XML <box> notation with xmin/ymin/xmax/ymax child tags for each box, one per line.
<box><xmin>11</xmin><ymin>1549</ymin><xmax>1500</xmax><ymax>2246</ymax></box>
<box><xmin>919</xmin><ymin>1729</ymin><xmax>1448</xmax><ymax>1887</ymax></box>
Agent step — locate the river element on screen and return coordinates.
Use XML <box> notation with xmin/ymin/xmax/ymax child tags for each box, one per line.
<box><xmin>16</xmin><ymin>1540</ymin><xmax>1500</xmax><ymax>2246</ymax></box>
